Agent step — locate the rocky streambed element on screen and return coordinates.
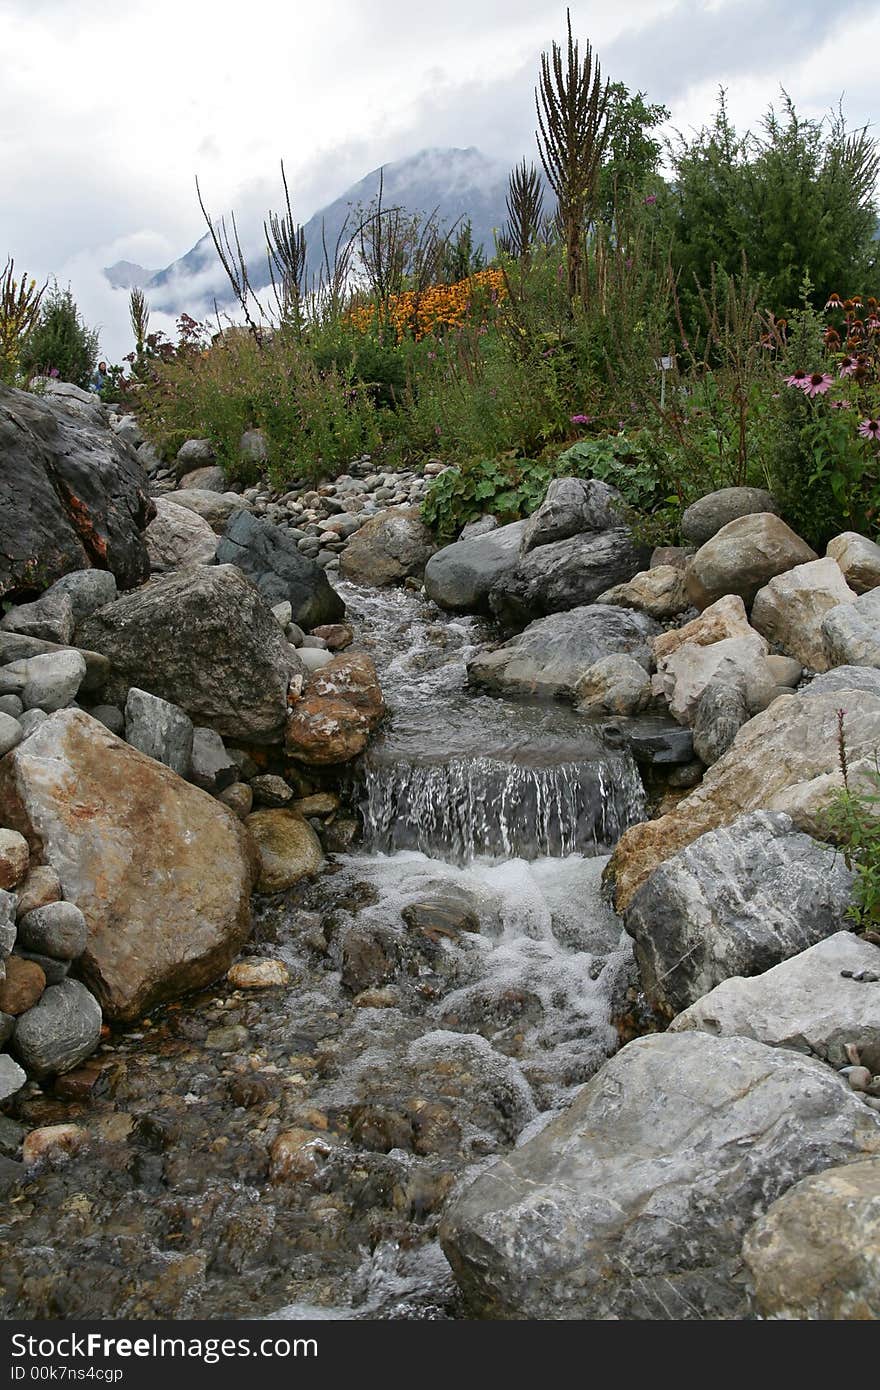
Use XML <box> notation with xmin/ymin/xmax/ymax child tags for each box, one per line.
<box><xmin>0</xmin><ymin>584</ymin><xmax>646</xmax><ymax>1320</ymax></box>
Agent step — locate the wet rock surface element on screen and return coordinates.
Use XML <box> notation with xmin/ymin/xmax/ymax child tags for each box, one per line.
<box><xmin>440</xmin><ymin>1032</ymin><xmax>880</xmax><ymax>1320</ymax></box>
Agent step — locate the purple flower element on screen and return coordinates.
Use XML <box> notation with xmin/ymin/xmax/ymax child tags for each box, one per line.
<box><xmin>570</xmin><ymin>413</ymin><xmax>593</xmax><ymax>425</ymax></box>
<box><xmin>644</xmin><ymin>193</ymin><xmax>657</xmax><ymax>206</ymax></box>
<box><xmin>803</xmin><ymin>372</ymin><xmax>834</xmax><ymax>398</ymax></box>
<box><xmin>49</xmin><ymin>367</ymin><xmax>60</xmax><ymax>378</ymax></box>
<box><xmin>858</xmin><ymin>418</ymin><xmax>880</xmax><ymax>440</ymax></box>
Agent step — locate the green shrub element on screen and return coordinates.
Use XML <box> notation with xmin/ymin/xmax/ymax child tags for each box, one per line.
<box><xmin>421</xmin><ymin>434</ymin><xmax>680</xmax><ymax>541</ymax></box>
<box><xmin>136</xmin><ymin>328</ymin><xmax>381</xmax><ymax>488</ymax></box>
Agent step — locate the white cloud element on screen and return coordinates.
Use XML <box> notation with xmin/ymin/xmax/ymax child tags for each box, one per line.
<box><xmin>1</xmin><ymin>0</ymin><xmax>877</xmax><ymax>365</ymax></box>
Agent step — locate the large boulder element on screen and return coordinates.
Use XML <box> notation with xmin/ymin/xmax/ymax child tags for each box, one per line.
<box><xmin>339</xmin><ymin>507</ymin><xmax>436</xmax><ymax>586</ymax></box>
<box><xmin>680</xmin><ymin>486</ymin><xmax>780</xmax><ymax>546</ymax></box>
<box><xmin>623</xmin><ymin>811</ymin><xmax>854</xmax><ymax>1016</ymax></box>
<box><xmin>0</xmin><ymin>383</ymin><xmax>152</xmax><ymax>598</ymax></box>
<box><xmin>822</xmin><ymin>587</ymin><xmax>880</xmax><ymax>668</ymax></box>
<box><xmin>686</xmin><ymin>513</ymin><xmax>817</xmax><ymax>610</ymax></box>
<box><xmin>145</xmin><ymin>496</ymin><xmax>217</xmax><ymax>572</ymax></box>
<box><xmin>607</xmin><ymin>687</ymin><xmax>880</xmax><ymax>909</ymax></box>
<box><xmin>520</xmin><ymin>477</ymin><xmax>625</xmax><ymax>551</ymax></box>
<box><xmin>653</xmin><ymin>631</ymin><xmax>774</xmax><ymax>725</ymax></box>
<box><xmin>168</xmin><ymin>489</ymin><xmax>250</xmax><ymax>533</ymax></box>
<box><xmin>652</xmin><ymin>593</ymin><xmax>754</xmax><ymax>662</ymax></box>
<box><xmin>77</xmin><ymin>565</ymin><xmax>300</xmax><ymax>742</ymax></box>
<box><xmin>595</xmin><ymin>565</ymin><xmax>689</xmax><ymax>620</ymax></box>
<box><xmin>743</xmin><ymin>1158</ymin><xmax>880</xmax><ymax>1320</ymax></box>
<box><xmin>216</xmin><ymin>509</ymin><xmax>344</xmax><ymax>628</ymax></box>
<box><xmin>440</xmin><ymin>1032</ymin><xmax>880</xmax><ymax>1320</ymax></box>
<box><xmin>488</xmin><ymin>529</ymin><xmax>650</xmax><ymax>628</ymax></box>
<box><xmin>0</xmin><ymin>632</ymin><xmax>109</xmax><ymax>696</ymax></box>
<box><xmin>467</xmin><ymin>606</ymin><xmax>660</xmax><ymax>700</ymax></box>
<box><xmin>423</xmin><ymin>521</ymin><xmax>527</xmax><ymax>614</ymax></box>
<box><xmin>669</xmin><ymin>932</ymin><xmax>880</xmax><ymax>1069</ymax></box>
<box><xmin>0</xmin><ymin>709</ymin><xmax>258</xmax><ymax>1020</ymax></box>
<box><xmin>751</xmin><ymin>557</ymin><xmax>856</xmax><ymax>672</ymax></box>
<box><xmin>826</xmin><ymin>531</ymin><xmax>880</xmax><ymax>594</ymax></box>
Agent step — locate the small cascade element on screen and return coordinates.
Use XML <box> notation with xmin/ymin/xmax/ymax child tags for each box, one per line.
<box><xmin>360</xmin><ymin>750</ymin><xmax>646</xmax><ymax>862</ymax></box>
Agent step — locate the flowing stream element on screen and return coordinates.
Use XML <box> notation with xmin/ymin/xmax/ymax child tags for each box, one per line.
<box><xmin>1</xmin><ymin>583</ymin><xmax>648</xmax><ymax>1321</ymax></box>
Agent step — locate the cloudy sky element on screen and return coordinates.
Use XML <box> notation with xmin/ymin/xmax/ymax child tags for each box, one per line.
<box><xmin>2</xmin><ymin>0</ymin><xmax>878</xmax><ymax>359</ymax></box>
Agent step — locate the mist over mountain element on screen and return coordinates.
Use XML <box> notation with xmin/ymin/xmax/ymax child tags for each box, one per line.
<box><xmin>103</xmin><ymin>260</ymin><xmax>156</xmax><ymax>290</ymax></box>
<box><xmin>134</xmin><ymin>146</ymin><xmax>517</xmax><ymax>317</ymax></box>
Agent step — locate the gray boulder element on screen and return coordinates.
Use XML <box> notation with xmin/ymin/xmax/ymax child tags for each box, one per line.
<box><xmin>189</xmin><ymin>727</ymin><xmax>238</xmax><ymax>792</ymax></box>
<box><xmin>44</xmin><ymin>569</ymin><xmax>118</xmax><ymax>622</ymax></box>
<box><xmin>88</xmin><ymin>704</ymin><xmax>125</xmax><ymax>735</ymax></box>
<box><xmin>423</xmin><ymin>521</ymin><xmax>527</xmax><ymax>614</ymax></box>
<box><xmin>2</xmin><ymin>650</ymin><xmax>87</xmax><ymax>712</ymax></box>
<box><xmin>489</xmin><ymin>529</ymin><xmax>650</xmax><ymax>629</ymax></box>
<box><xmin>1</xmin><ymin>591</ymin><xmax>74</xmax><ymax>644</ymax></box>
<box><xmin>521</xmin><ymin>477</ymin><xmax>625</xmax><ymax>552</ymax></box>
<box><xmin>12</xmin><ymin>979</ymin><xmax>102</xmax><ymax>1078</ymax></box>
<box><xmin>669</xmin><ymin>931</ymin><xmax>880</xmax><ymax>1069</ymax></box>
<box><xmin>124</xmin><ymin>687</ymin><xmax>194</xmax><ymax>776</ymax></box>
<box><xmin>168</xmin><ymin>489</ymin><xmax>249</xmax><ymax>533</ymax></box>
<box><xmin>440</xmin><ymin>1031</ymin><xmax>880</xmax><ymax>1320</ymax></box>
<box><xmin>77</xmin><ymin>565</ymin><xmax>301</xmax><ymax>743</ymax></box>
<box><xmin>175</xmin><ymin>438</ymin><xmax>215</xmax><ymax>474</ymax></box>
<box><xmin>467</xmin><ymin>605</ymin><xmax>660</xmax><ymax>700</ymax></box>
<box><xmin>0</xmin><ymin>383</ymin><xmax>152</xmax><ymax>599</ymax></box>
<box><xmin>623</xmin><ymin>811</ymin><xmax>855</xmax><ymax>1016</ymax></box>
<box><xmin>17</xmin><ymin>902</ymin><xmax>87</xmax><ymax>961</ymax></box>
<box><xmin>692</xmin><ymin>676</ymin><xmax>750</xmax><ymax>765</ymax></box>
<box><xmin>0</xmin><ymin>632</ymin><xmax>109</xmax><ymax>695</ymax></box>
<box><xmin>216</xmin><ymin>509</ymin><xmax>344</xmax><ymax>628</ymax></box>
<box><xmin>339</xmin><ymin>508</ymin><xmax>436</xmax><ymax>586</ymax></box>
<box><xmin>802</xmin><ymin>665</ymin><xmax>880</xmax><ymax>700</ymax></box>
<box><xmin>178</xmin><ymin>465</ymin><xmax>227</xmax><ymax>491</ymax></box>
<box><xmin>145</xmin><ymin>496</ymin><xmax>217</xmax><ymax>572</ymax></box>
<box><xmin>681</xmin><ymin>486</ymin><xmax>780</xmax><ymax>546</ymax></box>
<box><xmin>822</xmin><ymin>587</ymin><xmax>880</xmax><ymax>668</ymax></box>
<box><xmin>0</xmin><ymin>712</ymin><xmax>22</xmax><ymax>757</ymax></box>
<box><xmin>0</xmin><ymin>1053</ymin><xmax>26</xmax><ymax>1102</ymax></box>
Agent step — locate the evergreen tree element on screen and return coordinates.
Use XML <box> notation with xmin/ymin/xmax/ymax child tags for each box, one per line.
<box><xmin>664</xmin><ymin>90</ymin><xmax>880</xmax><ymax>324</ymax></box>
<box><xmin>20</xmin><ymin>283</ymin><xmax>99</xmax><ymax>387</ymax></box>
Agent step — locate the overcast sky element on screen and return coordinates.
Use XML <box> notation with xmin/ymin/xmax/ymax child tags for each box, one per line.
<box><xmin>2</xmin><ymin>0</ymin><xmax>878</xmax><ymax>359</ymax></box>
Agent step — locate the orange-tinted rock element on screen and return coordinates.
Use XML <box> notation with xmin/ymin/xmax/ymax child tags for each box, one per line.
<box><xmin>285</xmin><ymin>652</ymin><xmax>385</xmax><ymax>766</ymax></box>
<box><xmin>0</xmin><ymin>956</ymin><xmax>46</xmax><ymax>1015</ymax></box>
<box><xmin>0</xmin><ymin>829</ymin><xmax>29</xmax><ymax>891</ymax></box>
<box><xmin>285</xmin><ymin>695</ymin><xmax>373</xmax><ymax>765</ymax></box>
<box><xmin>0</xmin><ymin>709</ymin><xmax>259</xmax><ymax>1021</ymax></box>
<box><xmin>309</xmin><ymin>623</ymin><xmax>354</xmax><ymax>651</ymax></box>
<box><xmin>22</xmin><ymin>1124</ymin><xmax>88</xmax><ymax>1166</ymax></box>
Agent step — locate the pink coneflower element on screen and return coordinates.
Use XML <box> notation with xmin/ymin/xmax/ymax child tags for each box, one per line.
<box><xmin>825</xmin><ymin>293</ymin><xmax>843</xmax><ymax>312</ymax></box>
<box><xmin>803</xmin><ymin>372</ymin><xmax>834</xmax><ymax>397</ymax></box>
<box><xmin>839</xmin><ymin>356</ymin><xmax>858</xmax><ymax>377</ymax></box>
<box><xmin>831</xmin><ymin>399</ymin><xmax>852</xmax><ymax>410</ymax></box>
<box><xmin>858</xmin><ymin>418</ymin><xmax>880</xmax><ymax>440</ymax></box>
<box><xmin>784</xmin><ymin>370</ymin><xmax>810</xmax><ymax>388</ymax></box>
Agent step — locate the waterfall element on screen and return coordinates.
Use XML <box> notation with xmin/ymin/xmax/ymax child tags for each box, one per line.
<box><xmin>360</xmin><ymin>752</ymin><xmax>646</xmax><ymax>863</ymax></box>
